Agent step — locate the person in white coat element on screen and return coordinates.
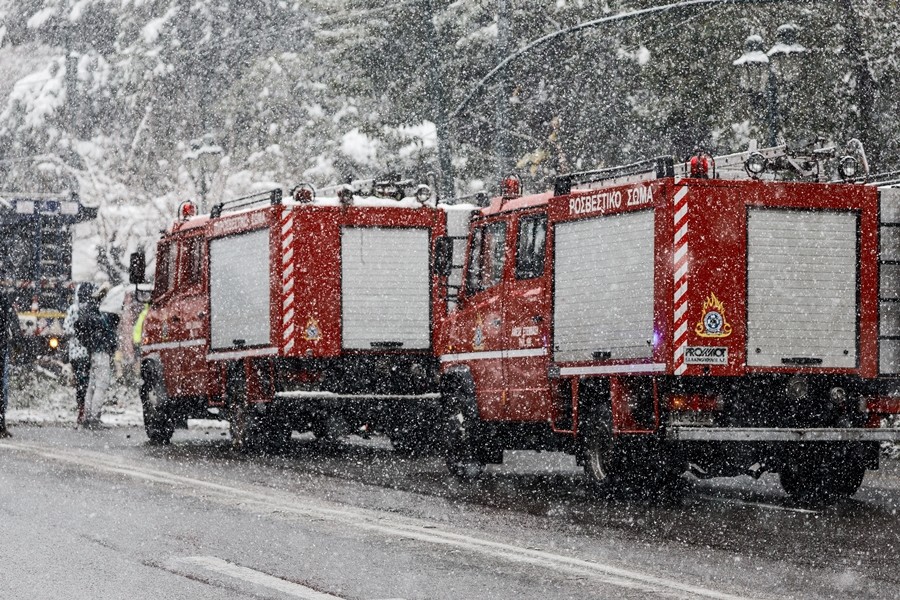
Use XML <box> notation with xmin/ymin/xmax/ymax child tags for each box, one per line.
<box><xmin>63</xmin><ymin>283</ymin><xmax>93</xmax><ymax>425</ymax></box>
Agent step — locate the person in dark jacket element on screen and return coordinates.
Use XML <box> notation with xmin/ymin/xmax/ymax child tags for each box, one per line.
<box><xmin>76</xmin><ymin>283</ymin><xmax>117</xmax><ymax>429</ymax></box>
<box><xmin>0</xmin><ymin>292</ymin><xmax>16</xmax><ymax>437</ymax></box>
<box><xmin>63</xmin><ymin>283</ymin><xmax>94</xmax><ymax>425</ymax></box>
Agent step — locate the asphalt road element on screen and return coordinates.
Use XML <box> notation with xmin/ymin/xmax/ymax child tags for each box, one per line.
<box><xmin>2</xmin><ymin>424</ymin><xmax>900</xmax><ymax>599</ymax></box>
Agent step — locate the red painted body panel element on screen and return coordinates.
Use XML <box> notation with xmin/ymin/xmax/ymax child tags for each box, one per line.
<box><xmin>443</xmin><ymin>176</ymin><xmax>887</xmax><ymax>431</ymax></box>
<box><xmin>143</xmin><ymin>201</ymin><xmax>448</xmax><ymax>405</ymax></box>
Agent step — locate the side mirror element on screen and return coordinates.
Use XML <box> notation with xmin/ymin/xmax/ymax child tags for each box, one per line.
<box><xmin>434</xmin><ymin>236</ymin><xmax>454</xmax><ymax>278</ymax></box>
<box><xmin>129</xmin><ymin>251</ymin><xmax>146</xmax><ymax>285</ymax></box>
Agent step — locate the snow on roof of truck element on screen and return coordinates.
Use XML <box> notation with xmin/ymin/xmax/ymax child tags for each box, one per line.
<box><xmin>169</xmin><ymin>191</ymin><xmax>476</xmax><ymax>234</ymax></box>
<box><xmin>478</xmin><ymin>191</ymin><xmax>553</xmax><ymax>216</ymax></box>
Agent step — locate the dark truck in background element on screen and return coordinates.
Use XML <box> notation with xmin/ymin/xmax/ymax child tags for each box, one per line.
<box><xmin>0</xmin><ymin>191</ymin><xmax>96</xmax><ymax>362</ymax></box>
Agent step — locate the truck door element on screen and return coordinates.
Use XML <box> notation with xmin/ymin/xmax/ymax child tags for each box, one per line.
<box><xmin>453</xmin><ymin>219</ymin><xmax>509</xmax><ymax>420</ymax></box>
<box><xmin>502</xmin><ymin>212</ymin><xmax>551</xmax><ymax>421</ymax></box>
<box><xmin>163</xmin><ymin>234</ymin><xmax>210</xmax><ymax>397</ymax></box>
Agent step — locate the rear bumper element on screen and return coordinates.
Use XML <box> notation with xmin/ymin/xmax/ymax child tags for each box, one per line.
<box><xmin>275</xmin><ymin>391</ymin><xmax>440</xmax><ymax>403</ymax></box>
<box><xmin>668</xmin><ymin>426</ymin><xmax>900</xmax><ymax>442</ymax></box>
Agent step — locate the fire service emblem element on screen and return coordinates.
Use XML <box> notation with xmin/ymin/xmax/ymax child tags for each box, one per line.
<box><xmin>473</xmin><ymin>315</ymin><xmax>485</xmax><ymax>351</ymax></box>
<box><xmin>695</xmin><ymin>292</ymin><xmax>732</xmax><ymax>338</ymax></box>
<box><xmin>304</xmin><ymin>317</ymin><xmax>321</xmax><ymax>341</ymax></box>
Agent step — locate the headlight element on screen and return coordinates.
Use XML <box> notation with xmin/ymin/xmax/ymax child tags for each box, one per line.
<box><xmin>744</xmin><ymin>152</ymin><xmax>767</xmax><ymax>177</ymax></box>
<box><xmin>48</xmin><ymin>337</ymin><xmax>59</xmax><ymax>350</ymax></box>
<box><xmin>839</xmin><ymin>156</ymin><xmax>858</xmax><ymax>180</ymax></box>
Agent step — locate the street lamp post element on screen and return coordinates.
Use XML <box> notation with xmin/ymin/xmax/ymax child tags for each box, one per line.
<box><xmin>184</xmin><ymin>135</ymin><xmax>223</xmax><ymax>213</ymax></box>
<box><xmin>734</xmin><ymin>24</ymin><xmax>806</xmax><ymax>147</ymax></box>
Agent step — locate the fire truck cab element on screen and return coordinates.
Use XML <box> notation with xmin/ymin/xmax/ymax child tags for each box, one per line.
<box><xmin>133</xmin><ymin>181</ymin><xmax>456</xmax><ymax>453</ymax></box>
<box><xmin>439</xmin><ymin>142</ymin><xmax>900</xmax><ymax>502</ymax></box>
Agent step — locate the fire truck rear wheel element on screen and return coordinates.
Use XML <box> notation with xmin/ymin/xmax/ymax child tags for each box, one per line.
<box><xmin>140</xmin><ymin>367</ymin><xmax>174</xmax><ymax>445</ymax></box>
<box><xmin>581</xmin><ymin>405</ymin><xmax>616</xmax><ymax>489</ymax></box>
<box><xmin>226</xmin><ymin>368</ymin><xmax>268</xmax><ymax>454</ymax></box>
<box><xmin>779</xmin><ymin>446</ymin><xmax>866</xmax><ymax>504</ymax></box>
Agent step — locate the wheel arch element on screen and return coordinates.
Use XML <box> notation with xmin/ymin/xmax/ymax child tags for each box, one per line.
<box><xmin>575</xmin><ymin>376</ymin><xmax>612</xmax><ymax>438</ymax></box>
<box><xmin>440</xmin><ymin>365</ymin><xmax>478</xmax><ymax>419</ymax></box>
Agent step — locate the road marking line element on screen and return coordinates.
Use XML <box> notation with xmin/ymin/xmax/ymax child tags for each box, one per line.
<box><xmin>698</xmin><ymin>494</ymin><xmax>819</xmax><ymax>515</ymax></box>
<box><xmin>2</xmin><ymin>441</ymin><xmax>762</xmax><ymax>600</ymax></box>
<box><xmin>180</xmin><ymin>556</ymin><xmax>344</xmax><ymax>599</ymax></box>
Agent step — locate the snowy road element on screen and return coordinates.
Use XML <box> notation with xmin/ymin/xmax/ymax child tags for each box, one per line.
<box><xmin>2</xmin><ymin>425</ymin><xmax>900</xmax><ymax>599</ymax></box>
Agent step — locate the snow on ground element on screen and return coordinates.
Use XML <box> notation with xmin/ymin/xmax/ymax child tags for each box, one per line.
<box><xmin>5</xmin><ymin>363</ymin><xmax>144</xmax><ymax>427</ymax></box>
<box><xmin>4</xmin><ymin>361</ymin><xmax>229</xmax><ymax>432</ymax></box>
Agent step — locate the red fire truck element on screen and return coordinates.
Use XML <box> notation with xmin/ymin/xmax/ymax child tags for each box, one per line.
<box><xmin>131</xmin><ymin>180</ymin><xmax>460</xmax><ymax>452</ymax></box>
<box><xmin>438</xmin><ymin>142</ymin><xmax>900</xmax><ymax>502</ymax></box>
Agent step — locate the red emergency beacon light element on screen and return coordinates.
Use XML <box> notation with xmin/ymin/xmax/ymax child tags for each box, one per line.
<box><xmin>689</xmin><ymin>152</ymin><xmax>715</xmax><ymax>179</ymax></box>
<box><xmin>501</xmin><ymin>174</ymin><xmax>521</xmax><ymax>200</ymax></box>
<box><xmin>291</xmin><ymin>183</ymin><xmax>315</xmax><ymax>203</ymax></box>
<box><xmin>177</xmin><ymin>200</ymin><xmax>197</xmax><ymax>221</ymax></box>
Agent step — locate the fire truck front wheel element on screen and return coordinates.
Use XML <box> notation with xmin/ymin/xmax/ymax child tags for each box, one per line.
<box><xmin>442</xmin><ymin>376</ymin><xmax>486</xmax><ymax>480</ymax></box>
<box><xmin>140</xmin><ymin>363</ymin><xmax>175</xmax><ymax>445</ymax></box>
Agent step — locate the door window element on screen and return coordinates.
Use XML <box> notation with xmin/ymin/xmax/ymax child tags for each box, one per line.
<box><xmin>515</xmin><ymin>214</ymin><xmax>547</xmax><ymax>280</ymax></box>
<box><xmin>154</xmin><ymin>243</ymin><xmax>176</xmax><ymax>298</ymax></box>
<box><xmin>465</xmin><ymin>221</ymin><xmax>507</xmax><ymax>295</ymax></box>
<box><xmin>183</xmin><ymin>237</ymin><xmax>204</xmax><ymax>287</ymax></box>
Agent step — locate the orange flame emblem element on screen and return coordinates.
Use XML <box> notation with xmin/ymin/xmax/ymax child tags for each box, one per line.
<box><xmin>695</xmin><ymin>292</ymin><xmax>732</xmax><ymax>338</ymax></box>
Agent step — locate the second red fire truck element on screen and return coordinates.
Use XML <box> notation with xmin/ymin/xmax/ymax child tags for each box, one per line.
<box><xmin>132</xmin><ymin>180</ymin><xmax>467</xmax><ymax>453</ymax></box>
<box><xmin>437</xmin><ymin>141</ymin><xmax>900</xmax><ymax>502</ymax></box>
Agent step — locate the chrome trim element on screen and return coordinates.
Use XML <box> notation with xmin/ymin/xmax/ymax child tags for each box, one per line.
<box><xmin>275</xmin><ymin>391</ymin><xmax>441</xmax><ymax>402</ymax></box>
<box><xmin>668</xmin><ymin>426</ymin><xmax>900</xmax><ymax>442</ymax></box>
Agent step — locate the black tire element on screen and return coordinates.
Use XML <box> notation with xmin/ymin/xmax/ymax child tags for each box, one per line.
<box><xmin>443</xmin><ymin>379</ymin><xmax>485</xmax><ymax>479</ymax></box>
<box><xmin>226</xmin><ymin>367</ymin><xmax>266</xmax><ymax>453</ymax></box>
<box><xmin>264</xmin><ymin>409</ymin><xmax>293</xmax><ymax>454</ymax></box>
<box><xmin>830</xmin><ymin>462</ymin><xmax>866</xmax><ymax>497</ymax></box>
<box><xmin>780</xmin><ymin>446</ymin><xmax>866</xmax><ymax>505</ymax></box>
<box><xmin>140</xmin><ymin>364</ymin><xmax>175</xmax><ymax>445</ymax></box>
<box><xmin>580</xmin><ymin>404</ymin><xmax>617</xmax><ymax>489</ymax></box>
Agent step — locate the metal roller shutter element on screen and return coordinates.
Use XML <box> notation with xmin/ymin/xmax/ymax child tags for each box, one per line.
<box><xmin>209</xmin><ymin>228</ymin><xmax>272</xmax><ymax>350</ymax></box>
<box><xmin>553</xmin><ymin>210</ymin><xmax>655</xmax><ymax>362</ymax></box>
<box><xmin>341</xmin><ymin>227</ymin><xmax>431</xmax><ymax>350</ymax></box>
<box><xmin>746</xmin><ymin>208</ymin><xmax>857</xmax><ymax>368</ymax></box>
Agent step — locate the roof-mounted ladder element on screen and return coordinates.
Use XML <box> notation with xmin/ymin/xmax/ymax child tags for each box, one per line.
<box><xmin>210</xmin><ymin>188</ymin><xmax>282</xmax><ymax>218</ymax></box>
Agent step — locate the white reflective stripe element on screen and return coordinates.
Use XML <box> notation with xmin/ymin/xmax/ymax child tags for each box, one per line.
<box><xmin>207</xmin><ymin>347</ymin><xmax>278</xmax><ymax>361</ymax></box>
<box><xmin>142</xmin><ymin>339</ymin><xmax>207</xmax><ymax>352</ymax></box>
<box><xmin>673</xmin><ymin>301</ymin><xmax>688</xmax><ymax>322</ymax></box>
<box><xmin>558</xmin><ymin>363</ymin><xmax>666</xmax><ymax>376</ymax></box>
<box><xmin>440</xmin><ymin>347</ymin><xmax>547</xmax><ymax>363</ymax></box>
<box><xmin>673</xmin><ymin>202</ymin><xmax>688</xmax><ymax>225</ymax></box>
<box><xmin>179</xmin><ymin>556</ymin><xmax>344</xmax><ymax>600</ymax></box>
